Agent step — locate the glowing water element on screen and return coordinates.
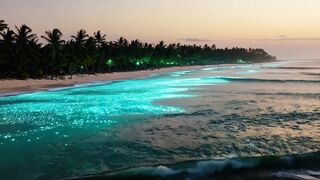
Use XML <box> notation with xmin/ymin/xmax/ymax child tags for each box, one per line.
<box><xmin>1</xmin><ymin>62</ymin><xmax>293</xmax><ymax>179</ymax></box>
<box><xmin>0</xmin><ymin>75</ymin><xmax>231</xmax><ymax>144</ymax></box>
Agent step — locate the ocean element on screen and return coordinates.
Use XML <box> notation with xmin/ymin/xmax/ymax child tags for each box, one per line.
<box><xmin>0</xmin><ymin>60</ymin><xmax>319</xmax><ymax>179</ymax></box>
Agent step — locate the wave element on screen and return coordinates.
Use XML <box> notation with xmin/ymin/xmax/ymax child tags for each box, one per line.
<box><xmin>70</xmin><ymin>152</ymin><xmax>320</xmax><ymax>180</ymax></box>
<box><xmin>272</xmin><ymin>67</ymin><xmax>320</xmax><ymax>70</ymax></box>
<box><xmin>204</xmin><ymin>76</ymin><xmax>320</xmax><ymax>83</ymax></box>
<box><xmin>163</xmin><ymin>109</ymin><xmax>217</xmax><ymax>118</ymax></box>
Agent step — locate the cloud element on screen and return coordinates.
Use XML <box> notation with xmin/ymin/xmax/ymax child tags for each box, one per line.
<box><xmin>245</xmin><ymin>36</ymin><xmax>320</xmax><ymax>41</ymax></box>
<box><xmin>179</xmin><ymin>36</ymin><xmax>320</xmax><ymax>43</ymax></box>
<box><xmin>178</xmin><ymin>38</ymin><xmax>214</xmax><ymax>43</ymax></box>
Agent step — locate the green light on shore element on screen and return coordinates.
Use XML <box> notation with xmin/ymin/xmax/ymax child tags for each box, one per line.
<box><xmin>105</xmin><ymin>59</ymin><xmax>114</xmax><ymax>66</ymax></box>
<box><xmin>165</xmin><ymin>62</ymin><xmax>176</xmax><ymax>65</ymax></box>
<box><xmin>134</xmin><ymin>60</ymin><xmax>144</xmax><ymax>66</ymax></box>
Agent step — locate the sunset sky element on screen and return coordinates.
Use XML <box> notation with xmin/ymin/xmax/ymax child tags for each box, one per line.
<box><xmin>1</xmin><ymin>0</ymin><xmax>320</xmax><ymax>59</ymax></box>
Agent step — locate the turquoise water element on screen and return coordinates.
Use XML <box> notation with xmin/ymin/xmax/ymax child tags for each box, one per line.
<box><xmin>0</xmin><ymin>69</ymin><xmax>234</xmax><ymax>179</ymax></box>
<box><xmin>0</xmin><ymin>76</ymin><xmax>230</xmax><ymax>144</ymax></box>
<box><xmin>1</xmin><ymin>61</ymin><xmax>319</xmax><ymax>179</ymax></box>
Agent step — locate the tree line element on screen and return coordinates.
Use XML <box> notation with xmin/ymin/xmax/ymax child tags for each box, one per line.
<box><xmin>0</xmin><ymin>20</ymin><xmax>276</xmax><ymax>79</ymax></box>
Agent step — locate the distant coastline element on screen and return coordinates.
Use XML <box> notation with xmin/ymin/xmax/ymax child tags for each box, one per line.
<box><xmin>0</xmin><ymin>19</ymin><xmax>276</xmax><ymax>95</ymax></box>
<box><xmin>0</xmin><ymin>62</ymin><xmax>274</xmax><ymax>96</ymax></box>
<box><xmin>0</xmin><ymin>64</ymin><xmax>218</xmax><ymax>96</ymax></box>
<box><xmin>0</xmin><ymin>19</ymin><xmax>276</xmax><ymax>80</ymax></box>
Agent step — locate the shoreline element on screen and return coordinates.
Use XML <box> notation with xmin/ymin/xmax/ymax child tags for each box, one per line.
<box><xmin>0</xmin><ymin>64</ymin><xmax>223</xmax><ymax>96</ymax></box>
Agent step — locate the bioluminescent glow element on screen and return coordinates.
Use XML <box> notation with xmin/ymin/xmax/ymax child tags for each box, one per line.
<box><xmin>0</xmin><ymin>71</ymin><xmax>237</xmax><ymax>144</ymax></box>
<box><xmin>2</xmin><ymin>62</ymin><xmax>301</xmax><ymax>180</ymax></box>
<box><xmin>169</xmin><ymin>70</ymin><xmax>194</xmax><ymax>77</ymax></box>
<box><xmin>0</xmin><ymin>62</ymin><xmax>286</xmax><ymax>146</ymax></box>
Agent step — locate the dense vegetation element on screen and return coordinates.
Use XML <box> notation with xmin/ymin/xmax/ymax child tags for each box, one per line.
<box><xmin>0</xmin><ymin>20</ymin><xmax>276</xmax><ymax>79</ymax></box>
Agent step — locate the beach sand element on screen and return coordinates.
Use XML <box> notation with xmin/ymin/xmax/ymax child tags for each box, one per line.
<box><xmin>0</xmin><ymin>65</ymin><xmax>215</xmax><ymax>96</ymax></box>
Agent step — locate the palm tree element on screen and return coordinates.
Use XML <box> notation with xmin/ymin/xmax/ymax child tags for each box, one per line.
<box><xmin>41</xmin><ymin>28</ymin><xmax>65</xmax><ymax>78</ymax></box>
<box><xmin>112</xmin><ymin>37</ymin><xmax>129</xmax><ymax>71</ymax></box>
<box><xmin>41</xmin><ymin>28</ymin><xmax>64</xmax><ymax>45</ymax></box>
<box><xmin>0</xmin><ymin>29</ymin><xmax>15</xmax><ymax>44</ymax></box>
<box><xmin>71</xmin><ymin>29</ymin><xmax>89</xmax><ymax>73</ymax></box>
<box><xmin>117</xmin><ymin>37</ymin><xmax>129</xmax><ymax>47</ymax></box>
<box><xmin>14</xmin><ymin>25</ymin><xmax>38</xmax><ymax>78</ymax></box>
<box><xmin>15</xmin><ymin>25</ymin><xmax>37</xmax><ymax>44</ymax></box>
<box><xmin>152</xmin><ymin>41</ymin><xmax>166</xmax><ymax>66</ymax></box>
<box><xmin>93</xmin><ymin>31</ymin><xmax>106</xmax><ymax>72</ymax></box>
<box><xmin>71</xmin><ymin>29</ymin><xmax>88</xmax><ymax>46</ymax></box>
<box><xmin>83</xmin><ymin>36</ymin><xmax>97</xmax><ymax>73</ymax></box>
<box><xmin>93</xmin><ymin>30</ymin><xmax>106</xmax><ymax>48</ymax></box>
<box><xmin>71</xmin><ymin>29</ymin><xmax>89</xmax><ymax>71</ymax></box>
<box><xmin>0</xmin><ymin>20</ymin><xmax>8</xmax><ymax>32</ymax></box>
<box><xmin>0</xmin><ymin>28</ymin><xmax>15</xmax><ymax>77</ymax></box>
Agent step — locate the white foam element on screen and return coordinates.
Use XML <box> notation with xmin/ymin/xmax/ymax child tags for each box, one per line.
<box><xmin>152</xmin><ymin>166</ymin><xmax>180</xmax><ymax>177</ymax></box>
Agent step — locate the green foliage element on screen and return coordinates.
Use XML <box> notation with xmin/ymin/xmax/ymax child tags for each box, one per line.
<box><xmin>0</xmin><ymin>19</ymin><xmax>276</xmax><ymax>79</ymax></box>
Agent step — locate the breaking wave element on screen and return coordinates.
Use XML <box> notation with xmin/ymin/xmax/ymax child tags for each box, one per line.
<box><xmin>71</xmin><ymin>152</ymin><xmax>320</xmax><ymax>180</ymax></box>
<box><xmin>205</xmin><ymin>76</ymin><xmax>320</xmax><ymax>83</ymax></box>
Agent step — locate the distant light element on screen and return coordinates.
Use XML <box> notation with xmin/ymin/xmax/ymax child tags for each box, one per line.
<box><xmin>135</xmin><ymin>60</ymin><xmax>144</xmax><ymax>66</ymax></box>
<box><xmin>105</xmin><ymin>59</ymin><xmax>113</xmax><ymax>66</ymax></box>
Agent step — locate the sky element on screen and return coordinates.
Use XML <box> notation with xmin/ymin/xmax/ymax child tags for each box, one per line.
<box><xmin>1</xmin><ymin>0</ymin><xmax>320</xmax><ymax>59</ymax></box>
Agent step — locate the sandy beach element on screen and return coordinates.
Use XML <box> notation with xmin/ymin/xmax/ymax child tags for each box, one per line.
<box><xmin>0</xmin><ymin>65</ymin><xmax>216</xmax><ymax>96</ymax></box>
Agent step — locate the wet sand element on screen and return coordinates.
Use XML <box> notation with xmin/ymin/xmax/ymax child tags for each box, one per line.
<box><xmin>0</xmin><ymin>65</ymin><xmax>217</xmax><ymax>96</ymax></box>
